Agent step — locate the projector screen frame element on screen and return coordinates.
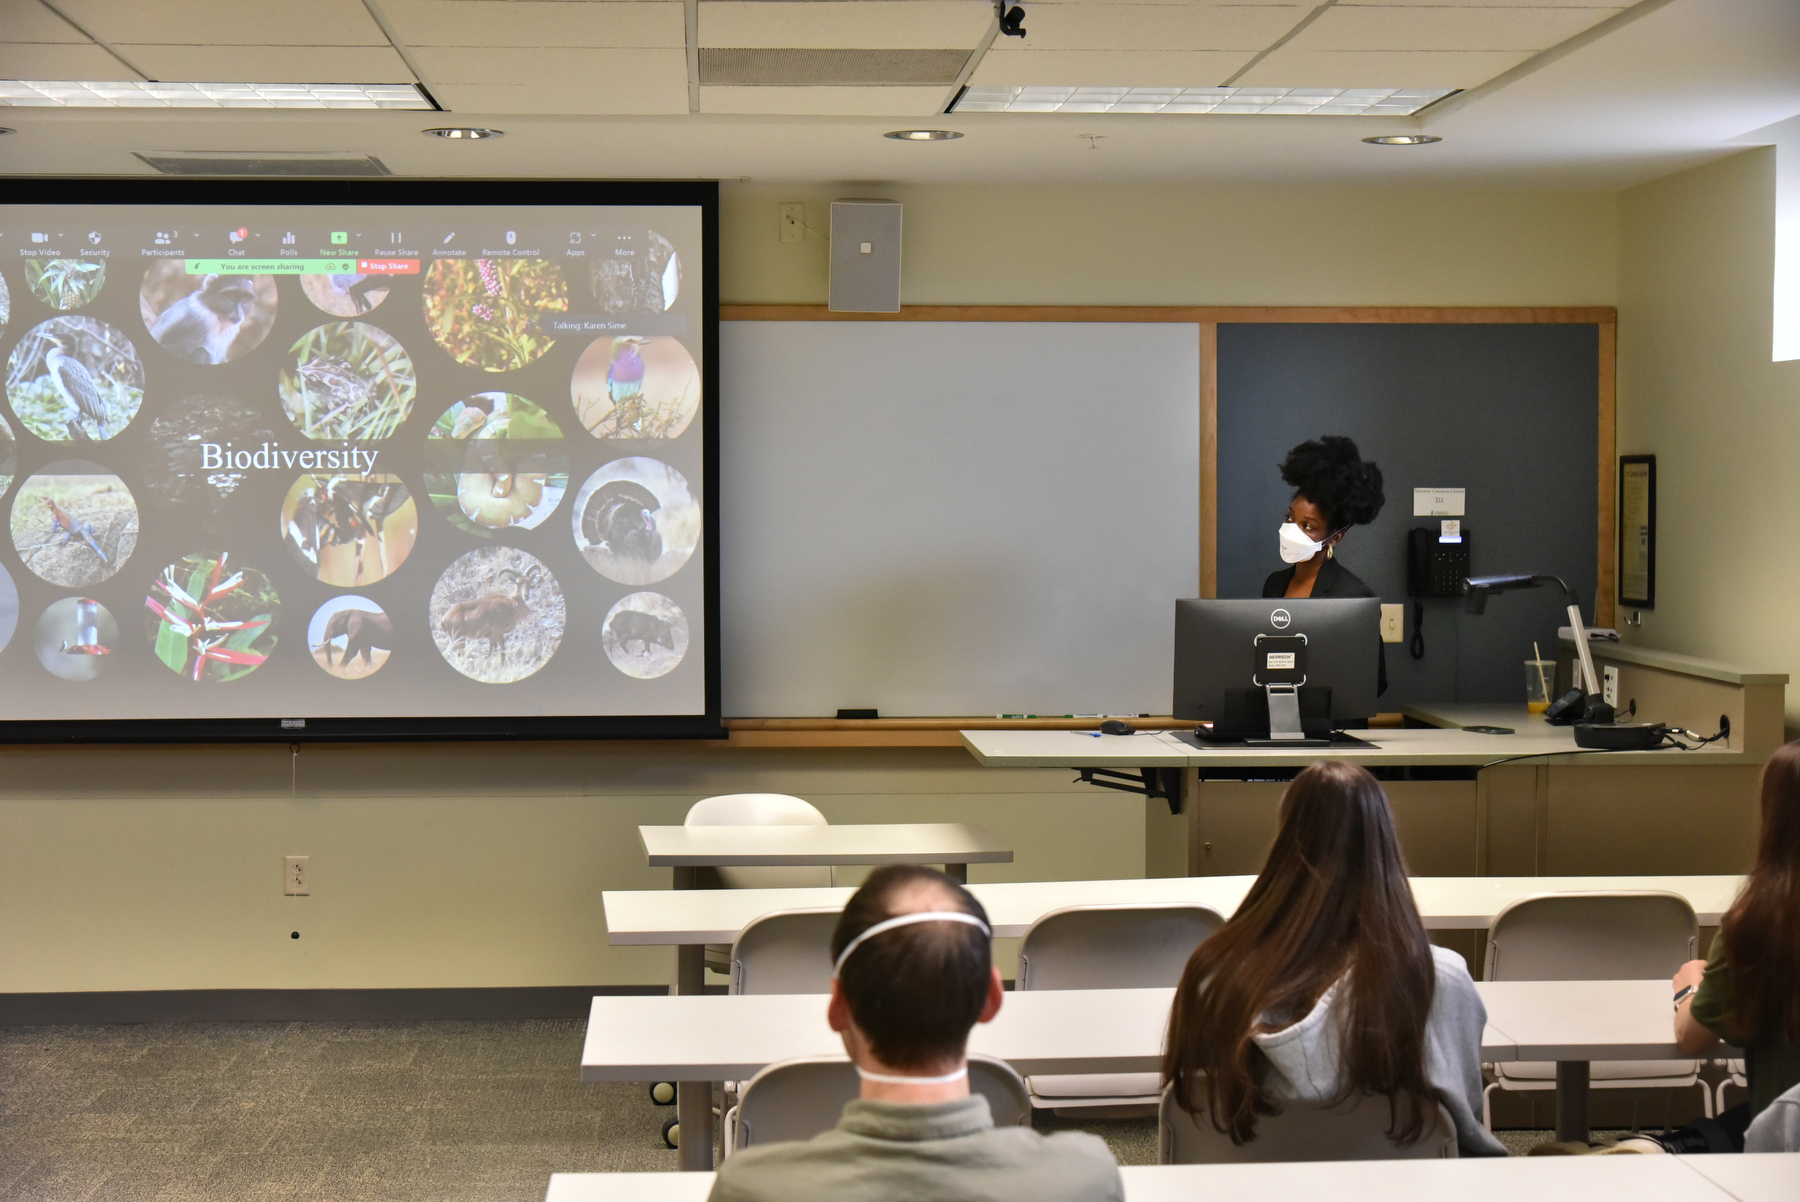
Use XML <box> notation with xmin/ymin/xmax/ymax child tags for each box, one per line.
<box><xmin>0</xmin><ymin>177</ymin><xmax>721</xmax><ymax>744</ymax></box>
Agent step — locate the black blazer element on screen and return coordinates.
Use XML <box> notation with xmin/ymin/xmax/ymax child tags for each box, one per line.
<box><xmin>1261</xmin><ymin>558</ymin><xmax>1387</xmax><ymax>697</ymax></box>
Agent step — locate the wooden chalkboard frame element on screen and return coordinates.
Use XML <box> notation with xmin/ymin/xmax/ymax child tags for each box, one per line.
<box><xmin>722</xmin><ymin>304</ymin><xmax>1617</xmax><ymax>740</ymax></box>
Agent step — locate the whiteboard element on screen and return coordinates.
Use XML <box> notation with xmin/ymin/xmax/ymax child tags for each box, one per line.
<box><xmin>720</xmin><ymin>321</ymin><xmax>1200</xmax><ymax>717</ymax></box>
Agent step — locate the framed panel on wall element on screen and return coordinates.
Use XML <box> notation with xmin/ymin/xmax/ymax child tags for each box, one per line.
<box><xmin>1619</xmin><ymin>454</ymin><xmax>1655</xmax><ymax>609</ymax></box>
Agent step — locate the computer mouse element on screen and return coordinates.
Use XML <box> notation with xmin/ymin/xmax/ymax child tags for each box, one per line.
<box><xmin>1099</xmin><ymin>719</ymin><xmax>1136</xmax><ymax>736</ymax></box>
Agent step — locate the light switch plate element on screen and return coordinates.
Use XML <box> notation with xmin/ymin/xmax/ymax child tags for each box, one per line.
<box><xmin>1380</xmin><ymin>603</ymin><xmax>1405</xmax><ymax>644</ymax></box>
<box><xmin>1602</xmin><ymin>665</ymin><xmax>1620</xmax><ymax>708</ymax></box>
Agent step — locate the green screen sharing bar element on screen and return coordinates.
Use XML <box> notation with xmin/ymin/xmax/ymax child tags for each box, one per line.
<box><xmin>186</xmin><ymin>259</ymin><xmax>361</xmax><ymax>274</ymax></box>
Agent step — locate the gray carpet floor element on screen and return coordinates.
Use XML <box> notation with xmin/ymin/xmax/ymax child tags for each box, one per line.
<box><xmin>1</xmin><ymin>1020</ymin><xmax>1588</xmax><ymax>1202</ymax></box>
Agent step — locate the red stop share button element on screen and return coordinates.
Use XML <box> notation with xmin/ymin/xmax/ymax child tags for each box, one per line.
<box><xmin>357</xmin><ymin>258</ymin><xmax>420</xmax><ymax>274</ymax></box>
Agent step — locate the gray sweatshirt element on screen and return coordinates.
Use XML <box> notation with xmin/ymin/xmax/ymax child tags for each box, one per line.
<box><xmin>1745</xmin><ymin>1080</ymin><xmax>1800</xmax><ymax>1152</ymax></box>
<box><xmin>1251</xmin><ymin>944</ymin><xmax>1507</xmax><ymax>1157</ymax></box>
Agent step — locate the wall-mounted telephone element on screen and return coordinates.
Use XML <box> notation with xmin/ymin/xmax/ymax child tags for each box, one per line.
<box><xmin>1406</xmin><ymin>526</ymin><xmax>1470</xmax><ymax>659</ymax></box>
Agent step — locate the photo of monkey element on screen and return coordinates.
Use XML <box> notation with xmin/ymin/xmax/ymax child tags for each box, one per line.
<box><xmin>601</xmin><ymin>591</ymin><xmax>688</xmax><ymax>680</ymax></box>
<box><xmin>301</xmin><ymin>271</ymin><xmax>392</xmax><ymax>317</ymax></box>
<box><xmin>35</xmin><ymin>596</ymin><xmax>118</xmax><ymax>682</ymax></box>
<box><xmin>570</xmin><ymin>335</ymin><xmax>700</xmax><ymax>440</ymax></box>
<box><xmin>24</xmin><ymin>259</ymin><xmax>105</xmax><ymax>311</ymax></box>
<box><xmin>308</xmin><ymin>595</ymin><xmax>392</xmax><ymax>680</ymax></box>
<box><xmin>279</xmin><ymin>473</ymin><xmax>417</xmax><ymax>587</ymax></box>
<box><xmin>5</xmin><ymin>316</ymin><xmax>145</xmax><ymax>442</ymax></box>
<box><xmin>138</xmin><ymin>262</ymin><xmax>278</xmax><ymax>365</ymax></box>
<box><xmin>10</xmin><ymin>462</ymin><xmax>137</xmax><ymax>588</ymax></box>
<box><xmin>570</xmin><ymin>457</ymin><xmax>699</xmax><ymax>586</ymax></box>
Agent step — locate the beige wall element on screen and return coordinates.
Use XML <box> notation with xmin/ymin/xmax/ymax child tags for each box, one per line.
<box><xmin>3</xmin><ymin>181</ymin><xmax>1622</xmax><ymax>995</ymax></box>
<box><xmin>1616</xmin><ymin>149</ymin><xmax>1800</xmax><ymax>725</ymax></box>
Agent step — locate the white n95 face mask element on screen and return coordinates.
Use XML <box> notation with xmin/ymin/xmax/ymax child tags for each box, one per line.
<box><xmin>1278</xmin><ymin>522</ymin><xmax>1323</xmax><ymax>564</ymax></box>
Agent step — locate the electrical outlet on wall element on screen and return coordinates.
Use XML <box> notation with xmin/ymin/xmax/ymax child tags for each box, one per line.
<box><xmin>779</xmin><ymin>203</ymin><xmax>804</xmax><ymax>243</ymax></box>
<box><xmin>1602</xmin><ymin>665</ymin><xmax>1620</xmax><ymax>709</ymax></box>
<box><xmin>1379</xmin><ymin>603</ymin><xmax>1405</xmax><ymax>644</ymax></box>
<box><xmin>284</xmin><ymin>855</ymin><xmax>309</xmax><ymax>896</ymax></box>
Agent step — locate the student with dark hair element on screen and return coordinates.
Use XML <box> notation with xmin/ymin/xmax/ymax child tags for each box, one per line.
<box><xmin>708</xmin><ymin>865</ymin><xmax>1122</xmax><ymax>1202</ymax></box>
<box><xmin>1162</xmin><ymin>759</ymin><xmax>1504</xmax><ymax>1157</ymax></box>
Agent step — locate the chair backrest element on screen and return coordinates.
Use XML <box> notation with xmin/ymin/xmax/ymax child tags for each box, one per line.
<box><xmin>685</xmin><ymin>793</ymin><xmax>831</xmax><ymax>890</ymax></box>
<box><xmin>1159</xmin><ymin>1083</ymin><xmax>1457</xmax><ymax>1163</ymax></box>
<box><xmin>731</xmin><ymin>1054</ymin><xmax>1029</xmax><ymax>1153</ymax></box>
<box><xmin>1484</xmin><ymin>891</ymin><xmax>1698</xmax><ymax>982</ymax></box>
<box><xmin>730</xmin><ymin>908</ymin><xmax>842</xmax><ymax>995</ymax></box>
<box><xmin>1018</xmin><ymin>903</ymin><xmax>1224</xmax><ymax>991</ymax></box>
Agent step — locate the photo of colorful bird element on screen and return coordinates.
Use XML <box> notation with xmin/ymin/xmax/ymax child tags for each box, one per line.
<box><xmin>43</xmin><ymin>496</ymin><xmax>107</xmax><ymax>562</ymax></box>
<box><xmin>9</xmin><ymin>467</ymin><xmax>137</xmax><ymax>588</ymax></box>
<box><xmin>570</xmin><ymin>335</ymin><xmax>701</xmax><ymax>440</ymax></box>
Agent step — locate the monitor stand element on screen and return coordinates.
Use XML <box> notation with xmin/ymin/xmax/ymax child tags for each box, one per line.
<box><xmin>1179</xmin><ymin>729</ymin><xmax>1379</xmax><ymax>750</ymax></box>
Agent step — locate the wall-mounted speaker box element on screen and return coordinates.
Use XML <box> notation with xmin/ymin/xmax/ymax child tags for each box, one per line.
<box><xmin>829</xmin><ymin>199</ymin><xmax>902</xmax><ymax>312</ymax></box>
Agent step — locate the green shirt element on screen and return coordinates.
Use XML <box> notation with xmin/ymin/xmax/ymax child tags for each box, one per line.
<box><xmin>1690</xmin><ymin>934</ymin><xmax>1800</xmax><ymax>1117</ymax></box>
<box><xmin>707</xmin><ymin>1094</ymin><xmax>1123</xmax><ymax>1202</ymax></box>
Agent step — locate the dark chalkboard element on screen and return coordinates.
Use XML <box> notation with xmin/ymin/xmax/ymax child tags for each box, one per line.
<box><xmin>1216</xmin><ymin>323</ymin><xmax>1599</xmax><ymax>707</ymax></box>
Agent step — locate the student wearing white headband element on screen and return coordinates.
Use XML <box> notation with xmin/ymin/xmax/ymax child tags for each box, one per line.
<box><xmin>708</xmin><ymin>865</ymin><xmax>1122</xmax><ymax>1202</ymax></box>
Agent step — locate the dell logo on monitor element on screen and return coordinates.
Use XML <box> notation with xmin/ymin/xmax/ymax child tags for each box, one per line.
<box><xmin>1270</xmin><ymin>608</ymin><xmax>1292</xmax><ymax>629</ymax></box>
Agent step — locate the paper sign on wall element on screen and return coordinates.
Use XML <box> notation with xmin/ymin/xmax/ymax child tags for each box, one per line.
<box><xmin>1414</xmin><ymin>487</ymin><xmax>1466</xmax><ymax>516</ymax></box>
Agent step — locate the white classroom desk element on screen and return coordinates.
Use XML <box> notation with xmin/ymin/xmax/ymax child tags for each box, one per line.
<box><xmin>546</xmin><ymin>1153</ymin><xmax>1800</xmax><ymax>1202</ymax></box>
<box><xmin>602</xmin><ymin>874</ymin><xmax>1746</xmax><ymax>947</ymax></box>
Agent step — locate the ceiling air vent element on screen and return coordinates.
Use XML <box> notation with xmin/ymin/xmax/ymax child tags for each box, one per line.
<box><xmin>133</xmin><ymin>152</ymin><xmax>392</xmax><ymax>177</ymax></box>
<box><xmin>699</xmin><ymin>48</ymin><xmax>969</xmax><ymax>87</ymax></box>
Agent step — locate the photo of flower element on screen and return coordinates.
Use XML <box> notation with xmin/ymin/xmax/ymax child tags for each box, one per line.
<box><xmin>422</xmin><ymin>257</ymin><xmax>567</xmax><ymax>372</ymax></box>
<box><xmin>144</xmin><ymin>552</ymin><xmax>280</xmax><ymax>683</ymax></box>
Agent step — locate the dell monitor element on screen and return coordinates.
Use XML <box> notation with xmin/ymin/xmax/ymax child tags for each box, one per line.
<box><xmin>1173</xmin><ymin>598</ymin><xmax>1381</xmax><ymax>745</ymax></box>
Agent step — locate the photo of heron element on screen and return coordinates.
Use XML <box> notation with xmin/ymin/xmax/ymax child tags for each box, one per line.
<box><xmin>601</xmin><ymin>591</ymin><xmax>689</xmax><ymax>680</ymax></box>
<box><xmin>422</xmin><ymin>257</ymin><xmax>567</xmax><ymax>372</ymax></box>
<box><xmin>429</xmin><ymin>546</ymin><xmax>566</xmax><ymax>684</ymax></box>
<box><xmin>35</xmin><ymin>596</ymin><xmax>118</xmax><ymax>682</ymax></box>
<box><xmin>570</xmin><ymin>334</ymin><xmax>700</xmax><ymax>441</ymax></box>
<box><xmin>5</xmin><ymin>316</ymin><xmax>145</xmax><ymax>442</ymax></box>
<box><xmin>0</xmin><ymin>413</ymin><xmax>15</xmax><ymax>499</ymax></box>
<box><xmin>142</xmin><ymin>395</ymin><xmax>273</xmax><ymax>535</ymax></box>
<box><xmin>589</xmin><ymin>229</ymin><xmax>681</xmax><ymax>313</ymax></box>
<box><xmin>9</xmin><ymin>463</ymin><xmax>137</xmax><ymax>588</ymax></box>
<box><xmin>571</xmin><ymin>457</ymin><xmax>699</xmax><ymax>586</ymax></box>
<box><xmin>143</xmin><ymin>552</ymin><xmax>280</xmax><ymax>684</ymax></box>
<box><xmin>138</xmin><ymin>262</ymin><xmax>277</xmax><ymax>365</ymax></box>
<box><xmin>0</xmin><ymin>563</ymin><xmax>17</xmax><ymax>656</ymax></box>
<box><xmin>301</xmin><ymin>271</ymin><xmax>391</xmax><ymax>317</ymax></box>
<box><xmin>23</xmin><ymin>259</ymin><xmax>105</xmax><ymax>311</ymax></box>
<box><xmin>279</xmin><ymin>472</ymin><xmax>417</xmax><ymax>587</ymax></box>
<box><xmin>308</xmin><ymin>595</ymin><xmax>392</xmax><ymax>681</ymax></box>
<box><xmin>423</xmin><ymin>393</ymin><xmax>568</xmax><ymax>536</ymax></box>
<box><xmin>277</xmin><ymin>321</ymin><xmax>417</xmax><ymax>441</ymax></box>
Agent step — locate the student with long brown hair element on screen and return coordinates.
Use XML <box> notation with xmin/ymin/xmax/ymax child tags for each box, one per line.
<box><xmin>1162</xmin><ymin>759</ymin><xmax>1504</xmax><ymax>1156</ymax></box>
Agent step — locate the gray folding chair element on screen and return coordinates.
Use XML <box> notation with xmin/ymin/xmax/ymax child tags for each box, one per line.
<box><xmin>729</xmin><ymin>908</ymin><xmax>841</xmax><ymax>996</ymax></box>
<box><xmin>1160</xmin><ymin>1082</ymin><xmax>1457</xmax><ymax>1163</ymax></box>
<box><xmin>683</xmin><ymin>794</ymin><xmax>834</xmax><ymax>976</ymax></box>
<box><xmin>1016</xmin><ymin>903</ymin><xmax>1224</xmax><ymax>1113</ymax></box>
<box><xmin>1482</xmin><ymin>891</ymin><xmax>1708</xmax><ymax>1125</ymax></box>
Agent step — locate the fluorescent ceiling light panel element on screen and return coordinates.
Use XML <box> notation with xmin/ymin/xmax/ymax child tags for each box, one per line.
<box><xmin>0</xmin><ymin>81</ymin><xmax>433</xmax><ymax>109</ymax></box>
<box><xmin>952</xmin><ymin>86</ymin><xmax>1453</xmax><ymax>115</ymax></box>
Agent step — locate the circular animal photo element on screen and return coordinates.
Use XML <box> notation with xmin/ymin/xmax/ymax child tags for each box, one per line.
<box><xmin>424</xmin><ymin>393</ymin><xmax>568</xmax><ymax>536</ymax></box>
<box><xmin>5</xmin><ymin>317</ymin><xmax>145</xmax><ymax>441</ymax></box>
<box><xmin>308</xmin><ymin>595</ymin><xmax>392</xmax><ymax>680</ymax></box>
<box><xmin>24</xmin><ymin>259</ymin><xmax>105</xmax><ymax>311</ymax></box>
<box><xmin>590</xmin><ymin>229</ymin><xmax>682</xmax><ymax>313</ymax></box>
<box><xmin>140</xmin><ymin>396</ymin><xmax>274</xmax><ymax>536</ymax></box>
<box><xmin>301</xmin><ymin>270</ymin><xmax>391</xmax><ymax>317</ymax></box>
<box><xmin>36</xmin><ymin>596</ymin><xmax>118</xmax><ymax>681</ymax></box>
<box><xmin>278</xmin><ymin>321</ymin><xmax>417</xmax><ymax>441</ymax></box>
<box><xmin>422</xmin><ymin>257</ymin><xmax>568</xmax><ymax>372</ymax></box>
<box><xmin>0</xmin><ymin>563</ymin><xmax>17</xmax><ymax>655</ymax></box>
<box><xmin>139</xmin><ymin>262</ymin><xmax>278</xmax><ymax>365</ymax></box>
<box><xmin>144</xmin><ymin>552</ymin><xmax>279</xmax><ymax>683</ymax></box>
<box><xmin>10</xmin><ymin>462</ymin><xmax>137</xmax><ymax>587</ymax></box>
<box><xmin>279</xmin><ymin>473</ymin><xmax>417</xmax><ymax>587</ymax></box>
<box><xmin>0</xmin><ymin>413</ymin><xmax>15</xmax><ymax>498</ymax></box>
<box><xmin>601</xmin><ymin>592</ymin><xmax>689</xmax><ymax>680</ymax></box>
<box><xmin>571</xmin><ymin>458</ymin><xmax>700</xmax><ymax>585</ymax></box>
<box><xmin>429</xmin><ymin>546</ymin><xmax>565</xmax><ymax>683</ymax></box>
<box><xmin>571</xmin><ymin>335</ymin><xmax>700</xmax><ymax>441</ymax></box>
<box><xmin>0</xmin><ymin>269</ymin><xmax>11</xmax><ymax>335</ymax></box>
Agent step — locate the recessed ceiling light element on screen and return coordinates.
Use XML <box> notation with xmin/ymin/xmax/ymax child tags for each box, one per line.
<box><xmin>424</xmin><ymin>127</ymin><xmax>503</xmax><ymax>140</ymax></box>
<box><xmin>953</xmin><ymin>86</ymin><xmax>1454</xmax><ymax>116</ymax></box>
<box><xmin>884</xmin><ymin>129</ymin><xmax>963</xmax><ymax>141</ymax></box>
<box><xmin>1363</xmin><ymin>134</ymin><xmax>1442</xmax><ymax>146</ymax></box>
<box><xmin>0</xmin><ymin>80</ymin><xmax>432</xmax><ymax>109</ymax></box>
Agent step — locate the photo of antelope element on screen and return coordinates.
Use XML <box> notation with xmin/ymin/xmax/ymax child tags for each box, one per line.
<box><xmin>571</xmin><ymin>457</ymin><xmax>699</xmax><ymax>586</ymax></box>
<box><xmin>423</xmin><ymin>393</ymin><xmax>568</xmax><ymax>536</ymax></box>
<box><xmin>9</xmin><ymin>464</ymin><xmax>136</xmax><ymax>588</ymax></box>
<box><xmin>277</xmin><ymin>322</ymin><xmax>417</xmax><ymax>441</ymax></box>
<box><xmin>601</xmin><ymin>591</ymin><xmax>688</xmax><ymax>680</ymax></box>
<box><xmin>430</xmin><ymin>547</ymin><xmax>566</xmax><ymax>683</ymax></box>
<box><xmin>35</xmin><ymin>596</ymin><xmax>117</xmax><ymax>682</ymax></box>
<box><xmin>570</xmin><ymin>334</ymin><xmax>700</xmax><ymax>441</ymax></box>
<box><xmin>24</xmin><ymin>258</ymin><xmax>105</xmax><ymax>311</ymax></box>
<box><xmin>138</xmin><ymin>261</ymin><xmax>277</xmax><ymax>365</ymax></box>
<box><xmin>280</xmin><ymin>472</ymin><xmax>417</xmax><ymax>587</ymax></box>
<box><xmin>5</xmin><ymin>316</ymin><xmax>144</xmax><ymax>442</ymax></box>
<box><xmin>308</xmin><ymin>595</ymin><xmax>392</xmax><ymax>680</ymax></box>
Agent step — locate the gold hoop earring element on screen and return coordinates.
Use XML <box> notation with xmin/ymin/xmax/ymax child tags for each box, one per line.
<box><xmin>1327</xmin><ymin>545</ymin><xmax>1334</xmax><ymax>559</ymax></box>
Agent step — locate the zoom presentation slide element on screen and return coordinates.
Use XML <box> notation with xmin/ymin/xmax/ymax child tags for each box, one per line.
<box><xmin>0</xmin><ymin>204</ymin><xmax>707</xmax><ymax>722</ymax></box>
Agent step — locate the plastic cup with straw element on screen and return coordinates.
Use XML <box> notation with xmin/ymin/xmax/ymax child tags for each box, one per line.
<box><xmin>1527</xmin><ymin>641</ymin><xmax>1555</xmax><ymax>715</ymax></box>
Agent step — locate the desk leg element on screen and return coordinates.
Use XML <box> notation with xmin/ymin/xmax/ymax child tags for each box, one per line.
<box><xmin>671</xmin><ymin>870</ymin><xmax>716</xmax><ymax>1170</ymax></box>
<box><xmin>1554</xmin><ymin>1061</ymin><xmax>1590</xmax><ymax>1144</ymax></box>
<box><xmin>945</xmin><ymin>862</ymin><xmax>967</xmax><ymax>884</ymax></box>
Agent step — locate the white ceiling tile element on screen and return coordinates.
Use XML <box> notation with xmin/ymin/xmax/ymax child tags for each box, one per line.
<box><xmin>417</xmin><ymin>44</ymin><xmax>687</xmax><ymax>82</ymax></box>
<box><xmin>118</xmin><ymin>45</ymin><xmax>415</xmax><ymax>83</ymax></box>
<box><xmin>0</xmin><ymin>0</ymin><xmax>90</xmax><ymax>42</ymax></box>
<box><xmin>699</xmin><ymin>2</ymin><xmax>992</xmax><ymax>50</ymax></box>
<box><xmin>1338</xmin><ymin>0</ymin><xmax>1627</xmax><ymax>7</ymax></box>
<box><xmin>701</xmin><ymin>84</ymin><xmax>946</xmax><ymax>115</ymax></box>
<box><xmin>1288</xmin><ymin>5</ymin><xmax>1622</xmax><ymax>52</ymax></box>
<box><xmin>971</xmin><ymin>48</ymin><xmax>1257</xmax><ymax>88</ymax></box>
<box><xmin>1236</xmin><ymin>47</ymin><xmax>1536</xmax><ymax>88</ymax></box>
<box><xmin>61</xmin><ymin>0</ymin><xmax>390</xmax><ymax>46</ymax></box>
<box><xmin>0</xmin><ymin>43</ymin><xmax>133</xmax><ymax>79</ymax></box>
<box><xmin>998</xmin><ymin>3</ymin><xmax>1306</xmax><ymax>52</ymax></box>
<box><xmin>431</xmin><ymin>76</ymin><xmax>689</xmax><ymax>114</ymax></box>
<box><xmin>382</xmin><ymin>1</ymin><xmax>685</xmax><ymax>48</ymax></box>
